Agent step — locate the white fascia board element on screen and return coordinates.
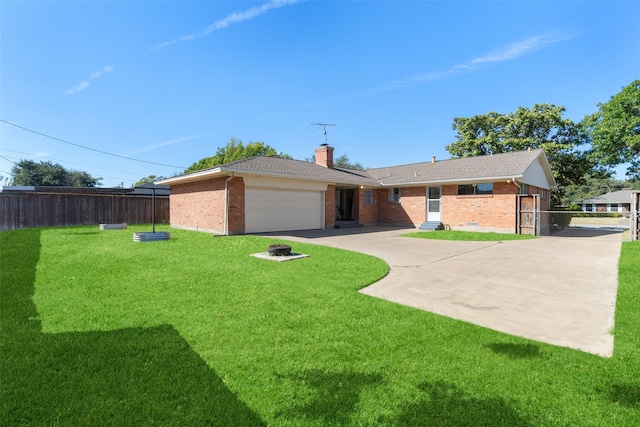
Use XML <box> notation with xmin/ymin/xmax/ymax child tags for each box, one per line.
<box><xmin>155</xmin><ymin>167</ymin><xmax>225</xmax><ymax>185</ymax></box>
<box><xmin>379</xmin><ymin>175</ymin><xmax>524</xmax><ymax>187</ymax></box>
<box><xmin>229</xmin><ymin>169</ymin><xmax>376</xmax><ymax>188</ymax></box>
<box><xmin>532</xmin><ymin>150</ymin><xmax>557</xmax><ymax>188</ymax></box>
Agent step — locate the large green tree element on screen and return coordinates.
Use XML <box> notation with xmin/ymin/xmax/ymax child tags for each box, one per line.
<box><xmin>11</xmin><ymin>160</ymin><xmax>102</xmax><ymax>187</ymax></box>
<box><xmin>134</xmin><ymin>175</ymin><xmax>168</xmax><ymax>186</ymax></box>
<box><xmin>185</xmin><ymin>138</ymin><xmax>292</xmax><ymax>173</ymax></box>
<box><xmin>561</xmin><ymin>177</ymin><xmax>640</xmax><ymax>207</ymax></box>
<box><xmin>334</xmin><ymin>154</ymin><xmax>365</xmax><ymax>170</ymax></box>
<box><xmin>446</xmin><ymin>104</ymin><xmax>595</xmax><ymax>193</ymax></box>
<box><xmin>583</xmin><ymin>80</ymin><xmax>640</xmax><ymax>178</ymax></box>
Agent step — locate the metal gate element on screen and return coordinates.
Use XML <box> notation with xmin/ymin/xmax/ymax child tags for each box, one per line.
<box><xmin>632</xmin><ymin>190</ymin><xmax>640</xmax><ymax>241</ymax></box>
<box><xmin>517</xmin><ymin>194</ymin><xmax>540</xmax><ymax>236</ymax></box>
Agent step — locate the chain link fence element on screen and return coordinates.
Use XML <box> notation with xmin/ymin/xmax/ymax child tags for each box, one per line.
<box><xmin>539</xmin><ymin>211</ymin><xmax>632</xmax><ymax>240</ymax></box>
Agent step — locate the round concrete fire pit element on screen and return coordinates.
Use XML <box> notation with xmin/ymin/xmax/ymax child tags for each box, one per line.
<box><xmin>268</xmin><ymin>244</ymin><xmax>292</xmax><ymax>256</ymax></box>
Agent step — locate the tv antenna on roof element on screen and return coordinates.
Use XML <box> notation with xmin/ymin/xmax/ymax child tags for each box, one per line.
<box><xmin>311</xmin><ymin>123</ymin><xmax>335</xmax><ymax>145</ymax></box>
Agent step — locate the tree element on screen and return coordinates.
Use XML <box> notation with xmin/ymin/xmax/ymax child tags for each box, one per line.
<box><xmin>446</xmin><ymin>104</ymin><xmax>595</xmax><ymax>203</ymax></box>
<box><xmin>185</xmin><ymin>138</ymin><xmax>292</xmax><ymax>173</ymax></box>
<box><xmin>11</xmin><ymin>160</ymin><xmax>102</xmax><ymax>187</ymax></box>
<box><xmin>584</xmin><ymin>80</ymin><xmax>640</xmax><ymax>178</ymax></box>
<box><xmin>135</xmin><ymin>175</ymin><xmax>167</xmax><ymax>186</ymax></box>
<box><xmin>560</xmin><ymin>176</ymin><xmax>640</xmax><ymax>207</ymax></box>
<box><xmin>305</xmin><ymin>153</ymin><xmax>366</xmax><ymax>170</ymax></box>
<box><xmin>334</xmin><ymin>154</ymin><xmax>365</xmax><ymax>170</ymax></box>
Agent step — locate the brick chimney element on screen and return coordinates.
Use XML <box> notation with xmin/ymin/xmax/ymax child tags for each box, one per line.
<box><xmin>315</xmin><ymin>144</ymin><xmax>334</xmax><ymax>168</ymax></box>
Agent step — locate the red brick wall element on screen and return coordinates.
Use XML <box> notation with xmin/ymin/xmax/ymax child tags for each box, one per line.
<box><xmin>170</xmin><ymin>177</ymin><xmax>226</xmax><ymax>233</ymax></box>
<box><xmin>525</xmin><ymin>185</ymin><xmax>551</xmax><ymax>210</ymax></box>
<box><xmin>442</xmin><ymin>182</ymin><xmax>518</xmax><ymax>232</ymax></box>
<box><xmin>170</xmin><ymin>176</ymin><xmax>245</xmax><ymax>234</ymax></box>
<box><xmin>325</xmin><ymin>185</ymin><xmax>336</xmax><ymax>229</ymax></box>
<box><xmin>315</xmin><ymin>146</ymin><xmax>334</xmax><ymax>168</ymax></box>
<box><xmin>358</xmin><ymin>188</ymin><xmax>378</xmax><ymax>225</ymax></box>
<box><xmin>376</xmin><ymin>187</ymin><xmax>426</xmax><ymax>226</ymax></box>
<box><xmin>226</xmin><ymin>177</ymin><xmax>245</xmax><ymax>235</ymax></box>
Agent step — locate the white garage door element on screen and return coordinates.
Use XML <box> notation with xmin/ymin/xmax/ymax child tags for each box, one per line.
<box><xmin>245</xmin><ymin>188</ymin><xmax>324</xmax><ymax>233</ymax></box>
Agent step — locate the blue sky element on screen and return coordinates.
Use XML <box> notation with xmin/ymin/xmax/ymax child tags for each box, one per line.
<box><xmin>1</xmin><ymin>0</ymin><xmax>638</xmax><ymax>187</ymax></box>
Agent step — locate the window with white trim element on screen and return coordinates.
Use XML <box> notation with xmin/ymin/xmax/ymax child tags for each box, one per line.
<box><xmin>388</xmin><ymin>188</ymin><xmax>401</xmax><ymax>203</ymax></box>
<box><xmin>364</xmin><ymin>188</ymin><xmax>374</xmax><ymax>205</ymax></box>
<box><xmin>457</xmin><ymin>183</ymin><xmax>493</xmax><ymax>195</ymax></box>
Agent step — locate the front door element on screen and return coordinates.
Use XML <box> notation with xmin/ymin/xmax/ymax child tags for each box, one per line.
<box><xmin>427</xmin><ymin>187</ymin><xmax>441</xmax><ymax>222</ymax></box>
<box><xmin>336</xmin><ymin>189</ymin><xmax>355</xmax><ymax>220</ymax></box>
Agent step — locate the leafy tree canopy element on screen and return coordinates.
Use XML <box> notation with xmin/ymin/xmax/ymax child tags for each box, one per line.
<box><xmin>560</xmin><ymin>177</ymin><xmax>640</xmax><ymax>207</ymax></box>
<box><xmin>134</xmin><ymin>175</ymin><xmax>167</xmax><ymax>186</ymax></box>
<box><xmin>185</xmin><ymin>138</ymin><xmax>292</xmax><ymax>173</ymax></box>
<box><xmin>446</xmin><ymin>104</ymin><xmax>595</xmax><ymax>190</ymax></box>
<box><xmin>11</xmin><ymin>160</ymin><xmax>102</xmax><ymax>187</ymax></box>
<box><xmin>334</xmin><ymin>154</ymin><xmax>365</xmax><ymax>170</ymax></box>
<box><xmin>583</xmin><ymin>80</ymin><xmax>640</xmax><ymax>178</ymax></box>
<box><xmin>305</xmin><ymin>153</ymin><xmax>366</xmax><ymax>170</ymax></box>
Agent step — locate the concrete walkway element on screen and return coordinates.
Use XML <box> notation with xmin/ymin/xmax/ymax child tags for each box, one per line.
<box><xmin>263</xmin><ymin>226</ymin><xmax>623</xmax><ymax>357</ymax></box>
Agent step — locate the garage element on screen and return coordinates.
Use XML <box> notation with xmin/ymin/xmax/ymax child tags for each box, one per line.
<box><xmin>244</xmin><ymin>177</ymin><xmax>326</xmax><ymax>233</ymax></box>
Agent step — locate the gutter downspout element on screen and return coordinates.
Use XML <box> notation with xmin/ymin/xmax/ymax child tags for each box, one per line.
<box><xmin>508</xmin><ymin>177</ymin><xmax>521</xmax><ymax>191</ymax></box>
<box><xmin>223</xmin><ymin>172</ymin><xmax>235</xmax><ymax>236</ymax></box>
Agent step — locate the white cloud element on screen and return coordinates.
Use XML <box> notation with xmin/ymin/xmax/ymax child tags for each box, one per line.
<box><xmin>151</xmin><ymin>0</ymin><xmax>300</xmax><ymax>50</ymax></box>
<box><xmin>123</xmin><ymin>134</ymin><xmax>210</xmax><ymax>156</ymax></box>
<box><xmin>373</xmin><ymin>32</ymin><xmax>575</xmax><ymax>93</ymax></box>
<box><xmin>64</xmin><ymin>65</ymin><xmax>115</xmax><ymax>95</ymax></box>
<box><xmin>64</xmin><ymin>81</ymin><xmax>90</xmax><ymax>96</ymax></box>
<box><xmin>470</xmin><ymin>34</ymin><xmax>572</xmax><ymax>65</ymax></box>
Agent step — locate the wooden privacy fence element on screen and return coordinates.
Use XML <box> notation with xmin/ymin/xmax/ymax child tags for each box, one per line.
<box><xmin>0</xmin><ymin>191</ymin><xmax>169</xmax><ymax>230</ymax></box>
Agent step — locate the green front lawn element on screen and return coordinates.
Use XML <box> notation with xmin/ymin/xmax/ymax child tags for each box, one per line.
<box><xmin>2</xmin><ymin>225</ymin><xmax>639</xmax><ymax>425</ymax></box>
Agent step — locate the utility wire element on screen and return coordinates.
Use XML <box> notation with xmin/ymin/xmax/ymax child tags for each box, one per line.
<box><xmin>0</xmin><ymin>148</ymin><xmax>141</xmax><ymax>178</ymax></box>
<box><xmin>0</xmin><ymin>153</ymin><xmax>134</xmax><ymax>182</ymax></box>
<box><xmin>0</xmin><ymin>155</ymin><xmax>16</xmax><ymax>164</ymax></box>
<box><xmin>1</xmin><ymin>119</ymin><xmax>186</xmax><ymax>169</ymax></box>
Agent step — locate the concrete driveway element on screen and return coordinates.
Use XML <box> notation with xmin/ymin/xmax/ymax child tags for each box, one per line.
<box><xmin>262</xmin><ymin>226</ymin><xmax>623</xmax><ymax>357</ymax></box>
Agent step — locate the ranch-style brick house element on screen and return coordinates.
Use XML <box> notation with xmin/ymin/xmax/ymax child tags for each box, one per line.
<box><xmin>157</xmin><ymin>145</ymin><xmax>555</xmax><ymax>235</ymax></box>
<box><xmin>577</xmin><ymin>189</ymin><xmax>635</xmax><ymax>213</ymax></box>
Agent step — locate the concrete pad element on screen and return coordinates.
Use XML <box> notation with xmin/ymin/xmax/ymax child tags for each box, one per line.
<box><xmin>250</xmin><ymin>252</ymin><xmax>309</xmax><ymax>262</ymax></box>
<box><xmin>263</xmin><ymin>227</ymin><xmax>622</xmax><ymax>357</ymax></box>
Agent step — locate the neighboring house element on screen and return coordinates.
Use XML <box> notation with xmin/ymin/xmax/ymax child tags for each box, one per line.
<box><xmin>156</xmin><ymin>145</ymin><xmax>555</xmax><ymax>235</ymax></box>
<box><xmin>577</xmin><ymin>189</ymin><xmax>635</xmax><ymax>213</ymax></box>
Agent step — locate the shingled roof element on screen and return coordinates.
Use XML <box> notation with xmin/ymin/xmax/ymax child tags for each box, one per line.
<box><xmin>578</xmin><ymin>189</ymin><xmax>635</xmax><ymax>205</ymax></box>
<box><xmin>159</xmin><ymin>156</ymin><xmax>379</xmax><ymax>186</ymax></box>
<box><xmin>158</xmin><ymin>148</ymin><xmax>552</xmax><ymax>188</ymax></box>
<box><xmin>368</xmin><ymin>149</ymin><xmax>548</xmax><ymax>186</ymax></box>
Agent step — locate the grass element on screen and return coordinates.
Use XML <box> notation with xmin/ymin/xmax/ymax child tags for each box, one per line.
<box><xmin>403</xmin><ymin>230</ymin><xmax>537</xmax><ymax>241</ymax></box>
<box><xmin>1</xmin><ymin>225</ymin><xmax>639</xmax><ymax>426</ymax></box>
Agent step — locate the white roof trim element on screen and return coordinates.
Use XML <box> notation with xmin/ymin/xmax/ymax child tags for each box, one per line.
<box><xmin>379</xmin><ymin>175</ymin><xmax>525</xmax><ymax>187</ymax></box>
<box><xmin>156</xmin><ymin>167</ymin><xmax>224</xmax><ymax>185</ymax></box>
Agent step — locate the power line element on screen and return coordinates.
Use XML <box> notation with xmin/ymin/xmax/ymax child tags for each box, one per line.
<box><xmin>0</xmin><ymin>153</ymin><xmax>136</xmax><ymax>182</ymax></box>
<box><xmin>0</xmin><ymin>155</ymin><xmax>16</xmax><ymax>164</ymax></box>
<box><xmin>0</xmin><ymin>148</ymin><xmax>141</xmax><ymax>179</ymax></box>
<box><xmin>1</xmin><ymin>119</ymin><xmax>187</xmax><ymax>169</ymax></box>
